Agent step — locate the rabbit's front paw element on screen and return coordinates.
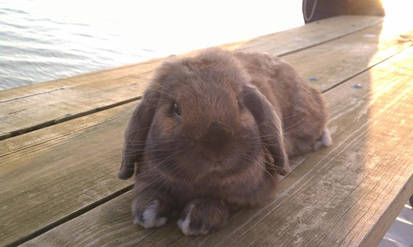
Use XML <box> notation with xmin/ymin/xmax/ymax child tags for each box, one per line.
<box><xmin>132</xmin><ymin>199</ymin><xmax>167</xmax><ymax>228</ymax></box>
<box><xmin>313</xmin><ymin>127</ymin><xmax>333</xmax><ymax>150</ymax></box>
<box><xmin>177</xmin><ymin>199</ymin><xmax>229</xmax><ymax>235</ymax></box>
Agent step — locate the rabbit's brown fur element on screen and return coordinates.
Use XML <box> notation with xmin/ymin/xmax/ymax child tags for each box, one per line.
<box><xmin>119</xmin><ymin>48</ymin><xmax>331</xmax><ymax>235</ymax></box>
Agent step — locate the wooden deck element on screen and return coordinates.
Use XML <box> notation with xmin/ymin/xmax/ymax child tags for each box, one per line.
<box><xmin>1</xmin><ymin>15</ymin><xmax>412</xmax><ymax>247</ymax></box>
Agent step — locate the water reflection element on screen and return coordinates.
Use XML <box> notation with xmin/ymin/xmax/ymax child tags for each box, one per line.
<box><xmin>0</xmin><ymin>0</ymin><xmax>303</xmax><ymax>90</ymax></box>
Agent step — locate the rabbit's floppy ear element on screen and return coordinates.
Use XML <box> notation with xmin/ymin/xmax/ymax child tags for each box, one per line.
<box><xmin>242</xmin><ymin>85</ymin><xmax>290</xmax><ymax>176</ymax></box>
<box><xmin>118</xmin><ymin>88</ymin><xmax>160</xmax><ymax>180</ymax></box>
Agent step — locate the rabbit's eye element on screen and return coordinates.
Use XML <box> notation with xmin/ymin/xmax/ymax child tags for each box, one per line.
<box><xmin>173</xmin><ymin>102</ymin><xmax>181</xmax><ymax>117</ymax></box>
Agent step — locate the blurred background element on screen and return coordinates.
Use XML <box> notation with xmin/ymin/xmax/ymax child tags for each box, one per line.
<box><xmin>0</xmin><ymin>0</ymin><xmax>304</xmax><ymax>90</ymax></box>
<box><xmin>0</xmin><ymin>0</ymin><xmax>411</xmax><ymax>245</ymax></box>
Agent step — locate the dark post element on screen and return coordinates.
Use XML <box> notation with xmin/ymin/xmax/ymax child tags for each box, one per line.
<box><xmin>302</xmin><ymin>0</ymin><xmax>385</xmax><ymax>23</ymax></box>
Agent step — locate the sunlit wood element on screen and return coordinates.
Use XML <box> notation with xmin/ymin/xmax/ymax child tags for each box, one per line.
<box><xmin>1</xmin><ymin>13</ymin><xmax>412</xmax><ymax>247</ymax></box>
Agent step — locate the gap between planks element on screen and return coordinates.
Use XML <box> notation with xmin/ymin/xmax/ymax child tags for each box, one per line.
<box><xmin>2</xmin><ymin>16</ymin><xmax>413</xmax><ymax>247</ymax></box>
<box><xmin>0</xmin><ymin>16</ymin><xmax>384</xmax><ymax>141</ymax></box>
<box><xmin>20</xmin><ymin>47</ymin><xmax>413</xmax><ymax>247</ymax></box>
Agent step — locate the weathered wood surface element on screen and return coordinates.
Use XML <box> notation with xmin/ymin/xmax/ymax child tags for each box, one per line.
<box><xmin>212</xmin><ymin>49</ymin><xmax>413</xmax><ymax>247</ymax></box>
<box><xmin>284</xmin><ymin>23</ymin><xmax>413</xmax><ymax>93</ymax></box>
<box><xmin>0</xmin><ymin>103</ymin><xmax>134</xmax><ymax>246</ymax></box>
<box><xmin>21</xmin><ymin>46</ymin><xmax>413</xmax><ymax>247</ymax></box>
<box><xmin>0</xmin><ymin>16</ymin><xmax>383</xmax><ymax>140</ymax></box>
<box><xmin>0</xmin><ymin>16</ymin><xmax>403</xmax><ymax>247</ymax></box>
<box><xmin>1</xmin><ymin>16</ymin><xmax>412</xmax><ymax>247</ymax></box>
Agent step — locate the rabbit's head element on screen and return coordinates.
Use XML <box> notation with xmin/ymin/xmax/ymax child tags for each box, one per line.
<box><xmin>118</xmin><ymin>48</ymin><xmax>289</xmax><ymax>183</ymax></box>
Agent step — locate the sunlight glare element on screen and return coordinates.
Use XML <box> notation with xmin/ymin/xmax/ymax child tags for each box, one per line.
<box><xmin>26</xmin><ymin>0</ymin><xmax>303</xmax><ymax>56</ymax></box>
<box><xmin>380</xmin><ymin>0</ymin><xmax>413</xmax><ymax>40</ymax></box>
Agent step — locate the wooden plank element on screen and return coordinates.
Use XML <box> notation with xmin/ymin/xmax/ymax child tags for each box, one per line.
<box><xmin>283</xmin><ymin>22</ymin><xmax>413</xmax><ymax>91</ymax></box>
<box><xmin>0</xmin><ymin>103</ymin><xmax>135</xmax><ymax>246</ymax></box>
<box><xmin>0</xmin><ymin>60</ymin><xmax>158</xmax><ymax>139</ymax></box>
<box><xmin>179</xmin><ymin>48</ymin><xmax>413</xmax><ymax>247</ymax></box>
<box><xmin>282</xmin><ymin>22</ymin><xmax>412</xmax><ymax>92</ymax></box>
<box><xmin>0</xmin><ymin>16</ymin><xmax>383</xmax><ymax>140</ymax></box>
<box><xmin>19</xmin><ymin>47</ymin><xmax>413</xmax><ymax>247</ymax></box>
<box><xmin>1</xmin><ymin>17</ymin><xmax>412</xmax><ymax>246</ymax></box>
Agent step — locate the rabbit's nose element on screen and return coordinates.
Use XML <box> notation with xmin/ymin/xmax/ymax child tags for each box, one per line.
<box><xmin>201</xmin><ymin>122</ymin><xmax>232</xmax><ymax>152</ymax></box>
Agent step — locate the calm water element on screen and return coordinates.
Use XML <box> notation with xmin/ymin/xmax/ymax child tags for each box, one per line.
<box><xmin>1</xmin><ymin>1</ymin><xmax>412</xmax><ymax>245</ymax></box>
<box><xmin>0</xmin><ymin>0</ymin><xmax>303</xmax><ymax>91</ymax></box>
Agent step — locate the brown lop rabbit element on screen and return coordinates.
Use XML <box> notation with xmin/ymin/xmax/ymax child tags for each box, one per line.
<box><xmin>118</xmin><ymin>48</ymin><xmax>332</xmax><ymax>235</ymax></box>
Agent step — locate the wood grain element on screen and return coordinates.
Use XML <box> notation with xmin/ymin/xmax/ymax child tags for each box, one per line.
<box><xmin>188</xmin><ymin>47</ymin><xmax>413</xmax><ymax>247</ymax></box>
<box><xmin>0</xmin><ymin>16</ymin><xmax>383</xmax><ymax>140</ymax></box>
<box><xmin>2</xmin><ymin>16</ymin><xmax>412</xmax><ymax>247</ymax></box>
<box><xmin>19</xmin><ymin>47</ymin><xmax>413</xmax><ymax>247</ymax></box>
<box><xmin>1</xmin><ymin>16</ymin><xmax>411</xmax><ymax>246</ymax></box>
<box><xmin>283</xmin><ymin>23</ymin><xmax>413</xmax><ymax>92</ymax></box>
<box><xmin>0</xmin><ymin>103</ymin><xmax>135</xmax><ymax>246</ymax></box>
